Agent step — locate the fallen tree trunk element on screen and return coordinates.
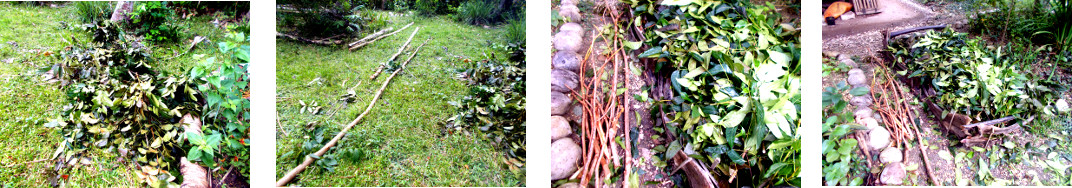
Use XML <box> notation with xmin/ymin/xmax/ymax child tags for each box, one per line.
<box><xmin>369</xmin><ymin>27</ymin><xmax>420</xmax><ymax>80</ymax></box>
<box><xmin>276</xmin><ymin>31</ymin><xmax>427</xmax><ymax>186</ymax></box>
<box><xmin>349</xmin><ymin>22</ymin><xmax>414</xmax><ymax>51</ymax></box>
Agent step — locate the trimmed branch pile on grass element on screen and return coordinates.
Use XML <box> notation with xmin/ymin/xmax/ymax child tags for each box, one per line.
<box><xmin>625</xmin><ymin>0</ymin><xmax>801</xmax><ymax>186</ymax></box>
<box><xmin>43</xmin><ymin>22</ymin><xmax>250</xmax><ymax>187</ymax></box>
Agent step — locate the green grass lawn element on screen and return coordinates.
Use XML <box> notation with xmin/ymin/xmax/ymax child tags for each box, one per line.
<box><xmin>275</xmin><ymin>12</ymin><xmax>524</xmax><ymax>186</ymax></box>
<box><xmin>0</xmin><ymin>3</ymin><xmax>248</xmax><ymax>186</ymax></box>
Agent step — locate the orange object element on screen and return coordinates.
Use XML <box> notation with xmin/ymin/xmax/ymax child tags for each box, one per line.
<box><xmin>824</xmin><ymin>2</ymin><xmax>853</xmax><ymax>19</ymax></box>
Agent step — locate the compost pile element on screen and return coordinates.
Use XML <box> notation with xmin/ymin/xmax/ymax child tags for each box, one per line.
<box><xmin>44</xmin><ymin>22</ymin><xmax>250</xmax><ymax>187</ymax></box>
<box><xmin>888</xmin><ymin>29</ymin><xmax>1059</xmax><ymax>127</ymax></box>
<box><xmin>625</xmin><ymin>0</ymin><xmax>801</xmax><ymax>186</ymax></box>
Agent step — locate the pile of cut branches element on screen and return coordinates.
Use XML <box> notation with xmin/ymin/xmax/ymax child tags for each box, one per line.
<box><xmin>888</xmin><ymin>29</ymin><xmax>1059</xmax><ymax>132</ymax></box>
<box><xmin>624</xmin><ymin>0</ymin><xmax>801</xmax><ymax>186</ymax></box>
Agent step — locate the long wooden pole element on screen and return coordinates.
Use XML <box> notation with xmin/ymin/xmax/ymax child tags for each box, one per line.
<box><xmin>349</xmin><ymin>22</ymin><xmax>414</xmax><ymax>51</ymax></box>
<box><xmin>370</xmin><ymin>27</ymin><xmax>420</xmax><ymax>80</ymax></box>
<box><xmin>276</xmin><ymin>29</ymin><xmax>425</xmax><ymax>186</ymax></box>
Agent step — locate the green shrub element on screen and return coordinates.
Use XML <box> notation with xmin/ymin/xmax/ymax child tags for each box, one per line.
<box><xmin>415</xmin><ymin>0</ymin><xmax>462</xmax><ymax>15</ymax></box>
<box><xmin>73</xmin><ymin>1</ymin><xmax>113</xmax><ymax>24</ymax></box>
<box><xmin>128</xmin><ymin>1</ymin><xmax>184</xmax><ymax>44</ymax></box>
<box><xmin>278</xmin><ymin>0</ymin><xmax>386</xmax><ymax>39</ymax></box>
<box><xmin>455</xmin><ymin>0</ymin><xmax>497</xmax><ymax>25</ymax></box>
<box><xmin>503</xmin><ymin>16</ymin><xmax>525</xmax><ymax>44</ymax></box>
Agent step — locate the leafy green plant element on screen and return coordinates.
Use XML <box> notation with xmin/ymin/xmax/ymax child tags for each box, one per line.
<box><xmin>278</xmin><ymin>0</ymin><xmax>386</xmax><ymax>39</ymax></box>
<box><xmin>127</xmin><ymin>1</ymin><xmax>185</xmax><ymax>44</ymax></box>
<box><xmin>454</xmin><ymin>0</ymin><xmax>497</xmax><ymax>25</ymax></box>
<box><xmin>503</xmin><ymin>16</ymin><xmax>525</xmax><ymax>45</ymax></box>
<box><xmin>188</xmin><ymin>31</ymin><xmax>251</xmax><ymax>177</ymax></box>
<box><xmin>72</xmin><ymin>1</ymin><xmax>113</xmax><ymax>24</ymax></box>
<box><xmin>821</xmin><ymin>81</ymin><xmax>865</xmax><ymax>186</ymax></box>
<box><xmin>446</xmin><ymin>42</ymin><xmax>527</xmax><ymax>165</ymax></box>
<box><xmin>415</xmin><ymin>0</ymin><xmax>461</xmax><ymax>15</ymax></box>
<box><xmin>624</xmin><ymin>0</ymin><xmax>801</xmax><ymax>186</ymax></box>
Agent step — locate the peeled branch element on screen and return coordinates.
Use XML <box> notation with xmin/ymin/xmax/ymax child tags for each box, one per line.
<box><xmin>180</xmin><ymin>157</ymin><xmax>209</xmax><ymax>188</ymax></box>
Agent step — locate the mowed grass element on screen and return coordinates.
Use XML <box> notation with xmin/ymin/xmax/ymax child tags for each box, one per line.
<box><xmin>275</xmin><ymin>12</ymin><xmax>524</xmax><ymax>186</ymax></box>
<box><xmin>0</xmin><ymin>3</ymin><xmax>248</xmax><ymax>187</ymax></box>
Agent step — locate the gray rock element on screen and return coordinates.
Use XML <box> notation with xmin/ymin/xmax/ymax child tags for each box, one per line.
<box><xmin>851</xmin><ymin>95</ymin><xmax>873</xmax><ymax>107</ymax></box>
<box><xmin>552</xmin><ymin>69</ymin><xmax>579</xmax><ymax>93</ymax></box>
<box><xmin>559</xmin><ymin>5</ymin><xmax>582</xmax><ymax>22</ymax></box>
<box><xmin>558</xmin><ymin>182</ymin><xmax>581</xmax><ymax>188</ymax></box>
<box><xmin>858</xmin><ymin>117</ymin><xmax>880</xmax><ymax>130</ymax></box>
<box><xmin>838</xmin><ymin>54</ymin><xmax>857</xmax><ymax>67</ymax></box>
<box><xmin>551</xmin><ymin>116</ymin><xmax>572</xmax><ymax>141</ymax></box>
<box><xmin>870</xmin><ymin>127</ymin><xmax>891</xmax><ymax>150</ymax></box>
<box><xmin>559</xmin><ymin>23</ymin><xmax>584</xmax><ymax>36</ymax></box>
<box><xmin>880</xmin><ymin>148</ymin><xmax>903</xmax><ymax>163</ymax></box>
<box><xmin>880</xmin><ymin>162</ymin><xmax>906</xmax><ymax>185</ymax></box>
<box><xmin>847</xmin><ymin>68</ymin><xmax>867</xmax><ymax>86</ymax></box>
<box><xmin>552</xmin><ymin>92</ymin><xmax>571</xmax><ymax>115</ymax></box>
<box><xmin>854</xmin><ymin>108</ymin><xmax>873</xmax><ymax>123</ymax></box>
<box><xmin>561</xmin><ymin>0</ymin><xmax>578</xmax><ymax>6</ymax></box>
<box><xmin>553</xmin><ymin>31</ymin><xmax>583</xmax><ymax>52</ymax></box>
<box><xmin>552</xmin><ymin>138</ymin><xmax>582</xmax><ymax>180</ymax></box>
<box><xmin>553</xmin><ymin>51</ymin><xmax>581</xmax><ymax>72</ymax></box>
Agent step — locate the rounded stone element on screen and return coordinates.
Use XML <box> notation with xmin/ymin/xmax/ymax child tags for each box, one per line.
<box><xmin>553</xmin><ymin>31</ymin><xmax>583</xmax><ymax>52</ymax></box>
<box><xmin>869</xmin><ymin>127</ymin><xmax>891</xmax><ymax>150</ymax></box>
<box><xmin>559</xmin><ymin>23</ymin><xmax>584</xmax><ymax>36</ymax></box>
<box><xmin>551</xmin><ymin>69</ymin><xmax>579</xmax><ymax>93</ymax></box>
<box><xmin>880</xmin><ymin>147</ymin><xmax>903</xmax><ymax>163</ymax></box>
<box><xmin>851</xmin><ymin>95</ymin><xmax>873</xmax><ymax>107</ymax></box>
<box><xmin>559</xmin><ymin>5</ymin><xmax>582</xmax><ymax>22</ymax></box>
<box><xmin>551</xmin><ymin>138</ymin><xmax>582</xmax><ymax>180</ymax></box>
<box><xmin>553</xmin><ymin>51</ymin><xmax>580</xmax><ymax>72</ymax></box>
<box><xmin>551</xmin><ymin>116</ymin><xmax>571</xmax><ymax>141</ymax></box>
<box><xmin>854</xmin><ymin>108</ymin><xmax>873</xmax><ymax>123</ymax></box>
<box><xmin>880</xmin><ymin>162</ymin><xmax>906</xmax><ymax>185</ymax></box>
<box><xmin>560</xmin><ymin>0</ymin><xmax>578</xmax><ymax>6</ymax></box>
<box><xmin>551</xmin><ymin>92</ymin><xmax>571</xmax><ymax>115</ymax></box>
<box><xmin>848</xmin><ymin>68</ymin><xmax>867</xmax><ymax>86</ymax></box>
<box><xmin>858</xmin><ymin>117</ymin><xmax>880</xmax><ymax>130</ymax></box>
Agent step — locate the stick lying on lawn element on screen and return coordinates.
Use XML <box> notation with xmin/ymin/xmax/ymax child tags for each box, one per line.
<box><xmin>347</xmin><ymin>27</ymin><xmax>393</xmax><ymax>46</ymax></box>
<box><xmin>349</xmin><ymin>22</ymin><xmax>414</xmax><ymax>51</ymax></box>
<box><xmin>276</xmin><ymin>31</ymin><xmax>428</xmax><ymax>187</ymax></box>
<box><xmin>369</xmin><ymin>26</ymin><xmax>420</xmax><ymax>80</ymax></box>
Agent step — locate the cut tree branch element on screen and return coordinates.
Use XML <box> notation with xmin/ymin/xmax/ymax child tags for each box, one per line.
<box><xmin>276</xmin><ymin>30</ymin><xmax>427</xmax><ymax>186</ymax></box>
<box><xmin>349</xmin><ymin>22</ymin><xmax>414</xmax><ymax>51</ymax></box>
<box><xmin>370</xmin><ymin>27</ymin><xmax>420</xmax><ymax>80</ymax></box>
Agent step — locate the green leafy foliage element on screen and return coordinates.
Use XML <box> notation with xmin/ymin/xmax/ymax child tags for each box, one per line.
<box><xmin>277</xmin><ymin>0</ymin><xmax>387</xmax><ymax>39</ymax></box>
<box><xmin>189</xmin><ymin>31</ymin><xmax>251</xmax><ymax>177</ymax></box>
<box><xmin>503</xmin><ymin>15</ymin><xmax>526</xmax><ymax>44</ymax></box>
<box><xmin>127</xmin><ymin>1</ymin><xmax>184</xmax><ymax>44</ymax></box>
<box><xmin>624</xmin><ymin>0</ymin><xmax>801</xmax><ymax>186</ymax></box>
<box><xmin>821</xmin><ymin>80</ymin><xmax>865</xmax><ymax>186</ymax></box>
<box><xmin>414</xmin><ymin>0</ymin><xmax>462</xmax><ymax>15</ymax></box>
<box><xmin>44</xmin><ymin>23</ymin><xmax>250</xmax><ymax>187</ymax></box>
<box><xmin>73</xmin><ymin>1</ymin><xmax>114</xmax><ymax>24</ymax></box>
<box><xmin>447</xmin><ymin>42</ymin><xmax>526</xmax><ymax>164</ymax></box>
<box><xmin>455</xmin><ymin>0</ymin><xmax>498</xmax><ymax>25</ymax></box>
<box><xmin>888</xmin><ymin>29</ymin><xmax>1057</xmax><ymax>126</ymax></box>
<box><xmin>45</xmin><ymin>22</ymin><xmax>199</xmax><ymax>187</ymax></box>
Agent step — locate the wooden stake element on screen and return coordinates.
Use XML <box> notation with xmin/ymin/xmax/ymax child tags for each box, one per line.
<box><xmin>276</xmin><ymin>31</ymin><xmax>427</xmax><ymax>186</ymax></box>
<box><xmin>369</xmin><ymin>26</ymin><xmax>420</xmax><ymax>80</ymax></box>
<box><xmin>349</xmin><ymin>22</ymin><xmax>414</xmax><ymax>51</ymax></box>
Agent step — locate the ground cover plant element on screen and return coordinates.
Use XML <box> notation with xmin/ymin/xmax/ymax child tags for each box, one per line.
<box><xmin>274</xmin><ymin>4</ymin><xmax>526</xmax><ymax>186</ymax></box>
<box><xmin>0</xmin><ymin>2</ymin><xmax>249</xmax><ymax>187</ymax></box>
